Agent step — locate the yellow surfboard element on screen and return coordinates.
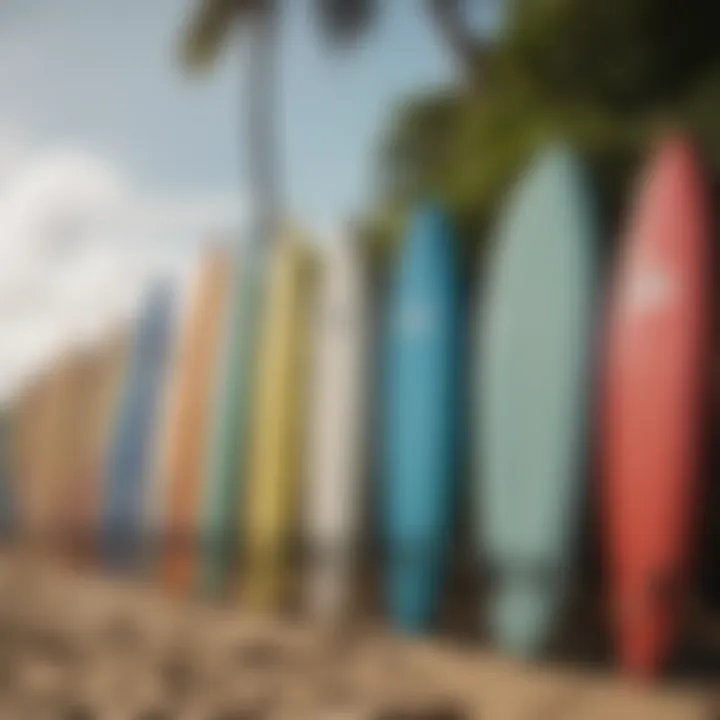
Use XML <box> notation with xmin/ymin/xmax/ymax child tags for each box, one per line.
<box><xmin>242</xmin><ymin>235</ymin><xmax>315</xmax><ymax>610</ymax></box>
<box><xmin>162</xmin><ymin>247</ymin><xmax>231</xmax><ymax>595</ymax></box>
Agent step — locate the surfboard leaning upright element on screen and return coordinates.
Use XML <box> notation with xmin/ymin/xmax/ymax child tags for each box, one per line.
<box><xmin>101</xmin><ymin>282</ymin><xmax>175</xmax><ymax>572</ymax></box>
<box><xmin>0</xmin><ymin>412</ymin><xmax>14</xmax><ymax>541</ymax></box>
<box><xmin>198</xmin><ymin>244</ymin><xmax>267</xmax><ymax>598</ymax></box>
<box><xmin>25</xmin><ymin>352</ymin><xmax>85</xmax><ymax>563</ymax></box>
<box><xmin>303</xmin><ymin>237</ymin><xmax>369</xmax><ymax>623</ymax></box>
<box><xmin>242</xmin><ymin>235</ymin><xmax>315</xmax><ymax>610</ymax></box>
<box><xmin>602</xmin><ymin>138</ymin><xmax>712</xmax><ymax>677</ymax></box>
<box><xmin>75</xmin><ymin>330</ymin><xmax>130</xmax><ymax>568</ymax></box>
<box><xmin>476</xmin><ymin>145</ymin><xmax>595</xmax><ymax>657</ymax></box>
<box><xmin>384</xmin><ymin>205</ymin><xmax>461</xmax><ymax>634</ymax></box>
<box><xmin>162</xmin><ymin>248</ymin><xmax>230</xmax><ymax>595</ymax></box>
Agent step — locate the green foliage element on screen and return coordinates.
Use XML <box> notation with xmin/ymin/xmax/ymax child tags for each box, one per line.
<box><xmin>314</xmin><ymin>0</ymin><xmax>378</xmax><ymax>45</ymax></box>
<box><xmin>181</xmin><ymin>0</ymin><xmax>379</xmax><ymax>70</ymax></box>
<box><xmin>180</xmin><ymin>0</ymin><xmax>261</xmax><ymax>70</ymax></box>
<box><xmin>371</xmin><ymin>0</ymin><xmax>720</xmax><ymax>261</ymax></box>
<box><xmin>505</xmin><ymin>0</ymin><xmax>720</xmax><ymax>111</ymax></box>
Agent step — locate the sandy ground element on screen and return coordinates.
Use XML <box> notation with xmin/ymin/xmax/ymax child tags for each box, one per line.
<box><xmin>0</xmin><ymin>552</ymin><xmax>714</xmax><ymax>719</ymax></box>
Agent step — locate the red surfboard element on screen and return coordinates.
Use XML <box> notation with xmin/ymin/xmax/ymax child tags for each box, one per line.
<box><xmin>602</xmin><ymin>137</ymin><xmax>712</xmax><ymax>676</ymax></box>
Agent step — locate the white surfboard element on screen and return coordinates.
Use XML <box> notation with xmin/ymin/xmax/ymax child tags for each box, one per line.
<box><xmin>303</xmin><ymin>236</ymin><xmax>369</xmax><ymax>623</ymax></box>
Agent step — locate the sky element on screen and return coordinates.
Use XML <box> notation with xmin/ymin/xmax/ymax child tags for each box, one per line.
<box><xmin>0</xmin><ymin>0</ymin><xmax>454</xmax><ymax>401</ymax></box>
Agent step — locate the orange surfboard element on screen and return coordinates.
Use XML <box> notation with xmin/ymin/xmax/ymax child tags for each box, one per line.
<box><xmin>162</xmin><ymin>248</ymin><xmax>231</xmax><ymax>595</ymax></box>
<box><xmin>22</xmin><ymin>351</ymin><xmax>85</xmax><ymax>561</ymax></box>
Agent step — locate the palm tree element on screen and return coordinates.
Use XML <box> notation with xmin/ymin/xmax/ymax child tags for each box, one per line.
<box><xmin>181</xmin><ymin>0</ymin><xmax>494</xmax><ymax>246</ymax></box>
<box><xmin>181</xmin><ymin>1</ymin><xmax>498</xmax><ymax>598</ymax></box>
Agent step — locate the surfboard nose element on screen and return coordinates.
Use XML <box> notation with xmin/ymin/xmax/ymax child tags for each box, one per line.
<box><xmin>653</xmin><ymin>134</ymin><xmax>699</xmax><ymax>178</ymax></box>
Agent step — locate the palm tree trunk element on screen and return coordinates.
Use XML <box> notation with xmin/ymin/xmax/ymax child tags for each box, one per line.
<box><xmin>247</xmin><ymin>0</ymin><xmax>279</xmax><ymax>249</ymax></box>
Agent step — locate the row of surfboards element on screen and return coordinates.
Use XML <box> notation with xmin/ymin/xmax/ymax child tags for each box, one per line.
<box><xmin>5</xmin><ymin>135</ymin><xmax>712</xmax><ymax>680</ymax></box>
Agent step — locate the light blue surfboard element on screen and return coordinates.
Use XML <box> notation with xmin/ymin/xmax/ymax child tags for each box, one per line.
<box><xmin>475</xmin><ymin>144</ymin><xmax>595</xmax><ymax>657</ymax></box>
<box><xmin>383</xmin><ymin>204</ymin><xmax>462</xmax><ymax>633</ymax></box>
<box><xmin>101</xmin><ymin>281</ymin><xmax>175</xmax><ymax>572</ymax></box>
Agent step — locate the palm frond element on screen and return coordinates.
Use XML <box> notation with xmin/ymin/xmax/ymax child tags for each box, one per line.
<box><xmin>426</xmin><ymin>0</ymin><xmax>494</xmax><ymax>87</ymax></box>
<box><xmin>315</xmin><ymin>0</ymin><xmax>377</xmax><ymax>46</ymax></box>
<box><xmin>180</xmin><ymin>0</ymin><xmax>265</xmax><ymax>70</ymax></box>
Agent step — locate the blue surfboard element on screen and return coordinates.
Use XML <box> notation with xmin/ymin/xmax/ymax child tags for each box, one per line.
<box><xmin>383</xmin><ymin>205</ymin><xmax>461</xmax><ymax>633</ymax></box>
<box><xmin>475</xmin><ymin>144</ymin><xmax>595</xmax><ymax>657</ymax></box>
<box><xmin>101</xmin><ymin>281</ymin><xmax>175</xmax><ymax>572</ymax></box>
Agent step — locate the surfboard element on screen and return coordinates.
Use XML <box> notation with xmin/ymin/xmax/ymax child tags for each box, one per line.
<box><xmin>56</xmin><ymin>348</ymin><xmax>104</xmax><ymax>564</ymax></box>
<box><xmin>303</xmin><ymin>237</ymin><xmax>369</xmax><ymax>623</ymax></box>
<box><xmin>10</xmin><ymin>374</ymin><xmax>44</xmax><ymax>548</ymax></box>
<box><xmin>26</xmin><ymin>352</ymin><xmax>85</xmax><ymax>561</ymax></box>
<box><xmin>161</xmin><ymin>248</ymin><xmax>230</xmax><ymax>595</ymax></box>
<box><xmin>101</xmin><ymin>282</ymin><xmax>175</xmax><ymax>572</ymax></box>
<box><xmin>70</xmin><ymin>329</ymin><xmax>130</xmax><ymax>568</ymax></box>
<box><xmin>476</xmin><ymin>145</ymin><xmax>595</xmax><ymax>657</ymax></box>
<box><xmin>198</xmin><ymin>244</ymin><xmax>267</xmax><ymax>598</ymax></box>
<box><xmin>602</xmin><ymin>138</ymin><xmax>711</xmax><ymax>677</ymax></box>
<box><xmin>242</xmin><ymin>236</ymin><xmax>315</xmax><ymax>610</ymax></box>
<box><xmin>0</xmin><ymin>411</ymin><xmax>15</xmax><ymax>541</ymax></box>
<box><xmin>383</xmin><ymin>205</ymin><xmax>462</xmax><ymax>634</ymax></box>
<box><xmin>141</xmin><ymin>300</ymin><xmax>186</xmax><ymax>578</ymax></box>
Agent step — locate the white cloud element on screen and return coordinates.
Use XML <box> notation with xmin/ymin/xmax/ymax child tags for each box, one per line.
<box><xmin>0</xmin><ymin>136</ymin><xmax>244</xmax><ymax>405</ymax></box>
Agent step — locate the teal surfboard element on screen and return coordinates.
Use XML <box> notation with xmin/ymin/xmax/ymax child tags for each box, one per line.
<box><xmin>383</xmin><ymin>205</ymin><xmax>462</xmax><ymax>633</ymax></box>
<box><xmin>475</xmin><ymin>144</ymin><xmax>595</xmax><ymax>656</ymax></box>
<box><xmin>198</xmin><ymin>244</ymin><xmax>267</xmax><ymax>597</ymax></box>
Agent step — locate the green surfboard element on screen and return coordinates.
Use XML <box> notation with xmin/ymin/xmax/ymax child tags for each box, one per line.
<box><xmin>199</xmin><ymin>244</ymin><xmax>268</xmax><ymax>597</ymax></box>
<box><xmin>474</xmin><ymin>144</ymin><xmax>595</xmax><ymax>657</ymax></box>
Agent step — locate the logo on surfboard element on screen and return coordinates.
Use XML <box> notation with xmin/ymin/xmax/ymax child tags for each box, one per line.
<box><xmin>626</xmin><ymin>265</ymin><xmax>676</xmax><ymax>318</ymax></box>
